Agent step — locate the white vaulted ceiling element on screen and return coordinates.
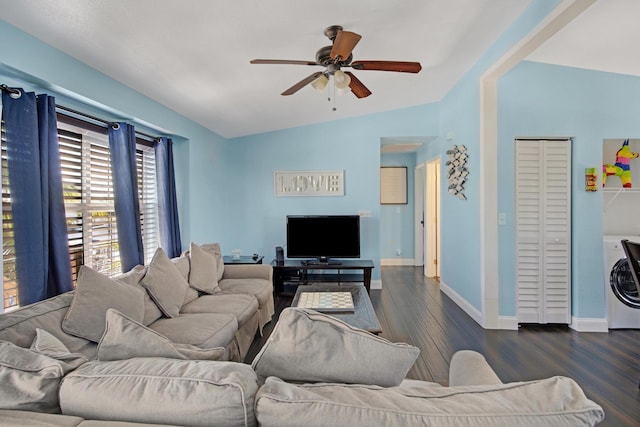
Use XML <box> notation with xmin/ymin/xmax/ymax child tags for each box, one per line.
<box><xmin>0</xmin><ymin>1</ymin><xmax>638</xmax><ymax>138</ymax></box>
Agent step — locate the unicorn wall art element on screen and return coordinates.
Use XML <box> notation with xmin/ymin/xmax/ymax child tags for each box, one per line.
<box><xmin>602</xmin><ymin>139</ymin><xmax>639</xmax><ymax>188</ymax></box>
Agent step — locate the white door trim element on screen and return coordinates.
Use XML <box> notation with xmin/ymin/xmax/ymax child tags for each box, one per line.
<box><xmin>414</xmin><ymin>163</ymin><xmax>425</xmax><ymax>266</ymax></box>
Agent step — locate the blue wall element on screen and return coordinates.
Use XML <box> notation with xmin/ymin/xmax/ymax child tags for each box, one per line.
<box><xmin>380</xmin><ymin>153</ymin><xmax>415</xmax><ymax>260</ymax></box>
<box><xmin>227</xmin><ymin>105</ymin><xmax>440</xmax><ymax>280</ymax></box>
<box><xmin>4</xmin><ymin>0</ymin><xmax>617</xmax><ymax>321</ymax></box>
<box><xmin>0</xmin><ymin>19</ymin><xmax>233</xmax><ymax>251</ymax></box>
<box><xmin>409</xmin><ymin>0</ymin><xmax>563</xmax><ymax>311</ymax></box>
<box><xmin>498</xmin><ymin>61</ymin><xmax>640</xmax><ymax>319</ymax></box>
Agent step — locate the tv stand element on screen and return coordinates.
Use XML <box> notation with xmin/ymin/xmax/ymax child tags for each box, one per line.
<box><xmin>272</xmin><ymin>259</ymin><xmax>374</xmax><ymax>295</ymax></box>
<box><xmin>301</xmin><ymin>258</ymin><xmax>342</xmax><ymax>266</ymax></box>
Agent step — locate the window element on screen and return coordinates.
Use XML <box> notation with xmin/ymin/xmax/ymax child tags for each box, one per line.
<box><xmin>1</xmin><ymin>117</ymin><xmax>159</xmax><ymax>311</ymax></box>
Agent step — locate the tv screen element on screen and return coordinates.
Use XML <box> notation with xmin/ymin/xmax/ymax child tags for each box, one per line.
<box><xmin>286</xmin><ymin>215</ymin><xmax>360</xmax><ymax>263</ymax></box>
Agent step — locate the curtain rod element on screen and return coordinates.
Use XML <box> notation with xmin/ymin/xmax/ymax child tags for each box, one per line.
<box><xmin>1</xmin><ymin>84</ymin><xmax>160</xmax><ymax>142</ymax></box>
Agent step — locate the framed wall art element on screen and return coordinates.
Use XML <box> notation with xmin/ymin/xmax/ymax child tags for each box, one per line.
<box><xmin>380</xmin><ymin>166</ymin><xmax>407</xmax><ymax>204</ymax></box>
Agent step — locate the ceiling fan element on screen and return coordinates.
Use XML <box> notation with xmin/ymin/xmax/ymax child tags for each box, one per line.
<box><xmin>250</xmin><ymin>25</ymin><xmax>422</xmax><ymax>99</ymax></box>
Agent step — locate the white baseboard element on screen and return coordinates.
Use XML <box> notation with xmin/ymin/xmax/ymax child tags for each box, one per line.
<box><xmin>569</xmin><ymin>317</ymin><xmax>609</xmax><ymax>333</ymax></box>
<box><xmin>380</xmin><ymin>258</ymin><xmax>416</xmax><ymax>266</ymax></box>
<box><xmin>370</xmin><ymin>279</ymin><xmax>382</xmax><ymax>290</ymax></box>
<box><xmin>439</xmin><ymin>280</ymin><xmax>483</xmax><ymax>326</ymax></box>
<box><xmin>498</xmin><ymin>316</ymin><xmax>519</xmax><ymax>330</ymax></box>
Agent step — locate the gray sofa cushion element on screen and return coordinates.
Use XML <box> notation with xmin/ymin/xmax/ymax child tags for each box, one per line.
<box><xmin>218</xmin><ymin>278</ymin><xmax>274</xmax><ymax>330</ymax></box>
<box><xmin>252</xmin><ymin>308</ymin><xmax>419</xmax><ymax>387</ymax></box>
<box><xmin>188</xmin><ymin>242</ymin><xmax>221</xmax><ymax>294</ymax></box>
<box><xmin>255</xmin><ymin>376</ymin><xmax>605</xmax><ymax>427</ymax></box>
<box><xmin>60</xmin><ymin>358</ymin><xmax>258</xmax><ymax>427</ymax></box>
<box><xmin>0</xmin><ymin>410</ymin><xmax>85</xmax><ymax>427</ymax></box>
<box><xmin>97</xmin><ymin>309</ymin><xmax>224</xmax><ymax>361</ymax></box>
<box><xmin>181</xmin><ymin>293</ymin><xmax>259</xmax><ymax>326</ymax></box>
<box><xmin>62</xmin><ymin>266</ymin><xmax>145</xmax><ymax>343</ymax></box>
<box><xmin>141</xmin><ymin>248</ymin><xmax>189</xmax><ymax>318</ymax></box>
<box><xmin>0</xmin><ymin>338</ymin><xmax>85</xmax><ymax>414</ymax></box>
<box><xmin>148</xmin><ymin>312</ymin><xmax>238</xmax><ymax>351</ymax></box>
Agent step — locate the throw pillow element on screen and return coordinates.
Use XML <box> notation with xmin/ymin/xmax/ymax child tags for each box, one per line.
<box><xmin>62</xmin><ymin>266</ymin><xmax>145</xmax><ymax>342</ymax></box>
<box><xmin>114</xmin><ymin>265</ymin><xmax>163</xmax><ymax>325</ymax></box>
<box><xmin>189</xmin><ymin>242</ymin><xmax>221</xmax><ymax>294</ymax></box>
<box><xmin>30</xmin><ymin>329</ymin><xmax>88</xmax><ymax>369</ymax></box>
<box><xmin>141</xmin><ymin>247</ymin><xmax>190</xmax><ymax>318</ymax></box>
<box><xmin>0</xmin><ymin>340</ymin><xmax>82</xmax><ymax>413</ymax></box>
<box><xmin>251</xmin><ymin>307</ymin><xmax>420</xmax><ymax>387</ymax></box>
<box><xmin>97</xmin><ymin>309</ymin><xmax>225</xmax><ymax>361</ymax></box>
<box><xmin>201</xmin><ymin>243</ymin><xmax>224</xmax><ymax>282</ymax></box>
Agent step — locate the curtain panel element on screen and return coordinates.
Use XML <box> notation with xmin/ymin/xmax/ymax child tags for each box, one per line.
<box><xmin>155</xmin><ymin>137</ymin><xmax>182</xmax><ymax>258</ymax></box>
<box><xmin>108</xmin><ymin>122</ymin><xmax>144</xmax><ymax>272</ymax></box>
<box><xmin>1</xmin><ymin>89</ymin><xmax>73</xmax><ymax>305</ymax></box>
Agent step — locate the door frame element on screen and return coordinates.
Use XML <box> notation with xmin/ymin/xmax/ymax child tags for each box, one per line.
<box><xmin>414</xmin><ymin>163</ymin><xmax>425</xmax><ymax>266</ymax></box>
<box><xmin>426</xmin><ymin>157</ymin><xmax>441</xmax><ymax>278</ymax></box>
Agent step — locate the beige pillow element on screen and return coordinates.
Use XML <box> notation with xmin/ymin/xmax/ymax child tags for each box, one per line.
<box><xmin>62</xmin><ymin>266</ymin><xmax>145</xmax><ymax>342</ymax></box>
<box><xmin>201</xmin><ymin>243</ymin><xmax>224</xmax><ymax>281</ymax></box>
<box><xmin>114</xmin><ymin>265</ymin><xmax>163</xmax><ymax>325</ymax></box>
<box><xmin>30</xmin><ymin>329</ymin><xmax>88</xmax><ymax>369</ymax></box>
<box><xmin>252</xmin><ymin>308</ymin><xmax>419</xmax><ymax>387</ymax></box>
<box><xmin>189</xmin><ymin>242</ymin><xmax>221</xmax><ymax>294</ymax></box>
<box><xmin>141</xmin><ymin>247</ymin><xmax>189</xmax><ymax>318</ymax></box>
<box><xmin>0</xmin><ymin>339</ymin><xmax>84</xmax><ymax>413</ymax></box>
<box><xmin>173</xmin><ymin>256</ymin><xmax>200</xmax><ymax>305</ymax></box>
<box><xmin>97</xmin><ymin>309</ymin><xmax>225</xmax><ymax>361</ymax></box>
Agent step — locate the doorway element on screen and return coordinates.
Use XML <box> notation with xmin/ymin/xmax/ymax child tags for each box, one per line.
<box><xmin>414</xmin><ymin>164</ymin><xmax>425</xmax><ymax>267</ymax></box>
<box><xmin>420</xmin><ymin>158</ymin><xmax>440</xmax><ymax>279</ymax></box>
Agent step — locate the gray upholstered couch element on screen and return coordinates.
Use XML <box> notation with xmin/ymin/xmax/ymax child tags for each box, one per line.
<box><xmin>0</xmin><ymin>248</ymin><xmax>604</xmax><ymax>426</ymax></box>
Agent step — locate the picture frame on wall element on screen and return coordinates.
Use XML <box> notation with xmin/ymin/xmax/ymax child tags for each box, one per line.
<box><xmin>380</xmin><ymin>166</ymin><xmax>407</xmax><ymax>204</ymax></box>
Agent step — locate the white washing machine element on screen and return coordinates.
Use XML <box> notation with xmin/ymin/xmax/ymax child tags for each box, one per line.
<box><xmin>604</xmin><ymin>235</ymin><xmax>640</xmax><ymax>328</ymax></box>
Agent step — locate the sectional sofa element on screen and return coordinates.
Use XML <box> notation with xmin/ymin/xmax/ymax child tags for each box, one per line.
<box><xmin>0</xmin><ymin>243</ymin><xmax>605</xmax><ymax>426</ymax></box>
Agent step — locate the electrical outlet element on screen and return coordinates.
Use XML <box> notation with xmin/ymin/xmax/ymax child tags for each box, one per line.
<box><xmin>358</xmin><ymin>210</ymin><xmax>372</xmax><ymax>217</ymax></box>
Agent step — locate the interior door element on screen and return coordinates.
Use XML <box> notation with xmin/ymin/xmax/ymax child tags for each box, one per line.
<box><xmin>515</xmin><ymin>139</ymin><xmax>571</xmax><ymax>324</ymax></box>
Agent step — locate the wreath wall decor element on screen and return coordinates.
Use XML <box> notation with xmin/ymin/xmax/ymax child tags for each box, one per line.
<box><xmin>446</xmin><ymin>145</ymin><xmax>468</xmax><ymax>200</ymax></box>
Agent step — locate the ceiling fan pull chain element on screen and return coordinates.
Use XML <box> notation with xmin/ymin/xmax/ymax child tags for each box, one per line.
<box><xmin>332</xmin><ymin>75</ymin><xmax>337</xmax><ymax>111</ymax></box>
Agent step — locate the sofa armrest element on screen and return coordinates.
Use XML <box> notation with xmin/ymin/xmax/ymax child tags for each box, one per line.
<box><xmin>448</xmin><ymin>350</ymin><xmax>502</xmax><ymax>387</ymax></box>
<box><xmin>223</xmin><ymin>264</ymin><xmax>273</xmax><ymax>282</ymax></box>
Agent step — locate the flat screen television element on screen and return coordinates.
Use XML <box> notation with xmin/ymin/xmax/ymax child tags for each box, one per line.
<box><xmin>286</xmin><ymin>215</ymin><xmax>360</xmax><ymax>264</ymax></box>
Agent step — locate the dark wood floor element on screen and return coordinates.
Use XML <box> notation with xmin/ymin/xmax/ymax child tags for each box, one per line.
<box><xmin>246</xmin><ymin>266</ymin><xmax>640</xmax><ymax>427</ymax></box>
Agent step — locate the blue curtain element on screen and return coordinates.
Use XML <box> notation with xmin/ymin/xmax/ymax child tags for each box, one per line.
<box><xmin>1</xmin><ymin>89</ymin><xmax>73</xmax><ymax>305</ymax></box>
<box><xmin>108</xmin><ymin>122</ymin><xmax>144</xmax><ymax>272</ymax></box>
<box><xmin>155</xmin><ymin>137</ymin><xmax>182</xmax><ymax>258</ymax></box>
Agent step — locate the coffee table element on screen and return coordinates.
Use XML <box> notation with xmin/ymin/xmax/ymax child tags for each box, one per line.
<box><xmin>291</xmin><ymin>284</ymin><xmax>382</xmax><ymax>334</ymax></box>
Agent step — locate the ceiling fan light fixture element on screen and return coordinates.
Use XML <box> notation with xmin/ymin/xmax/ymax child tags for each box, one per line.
<box><xmin>311</xmin><ymin>74</ymin><xmax>329</xmax><ymax>91</ymax></box>
<box><xmin>334</xmin><ymin>70</ymin><xmax>351</xmax><ymax>89</ymax></box>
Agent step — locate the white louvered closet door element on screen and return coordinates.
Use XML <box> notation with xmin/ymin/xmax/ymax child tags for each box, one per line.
<box><xmin>515</xmin><ymin>139</ymin><xmax>572</xmax><ymax>324</ymax></box>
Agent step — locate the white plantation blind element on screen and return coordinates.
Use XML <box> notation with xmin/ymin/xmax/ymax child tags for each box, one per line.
<box><xmin>138</xmin><ymin>145</ymin><xmax>159</xmax><ymax>265</ymax></box>
<box><xmin>515</xmin><ymin>139</ymin><xmax>571</xmax><ymax>324</ymax></box>
<box><xmin>1</xmin><ymin>118</ymin><xmax>159</xmax><ymax>310</ymax></box>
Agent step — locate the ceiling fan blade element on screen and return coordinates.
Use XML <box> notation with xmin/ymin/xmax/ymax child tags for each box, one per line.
<box><xmin>281</xmin><ymin>72</ymin><xmax>325</xmax><ymax>96</ymax></box>
<box><xmin>330</xmin><ymin>31</ymin><xmax>362</xmax><ymax>61</ymax></box>
<box><xmin>351</xmin><ymin>61</ymin><xmax>422</xmax><ymax>73</ymax></box>
<box><xmin>250</xmin><ymin>59</ymin><xmax>318</xmax><ymax>66</ymax></box>
<box><xmin>344</xmin><ymin>72</ymin><xmax>371</xmax><ymax>98</ymax></box>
